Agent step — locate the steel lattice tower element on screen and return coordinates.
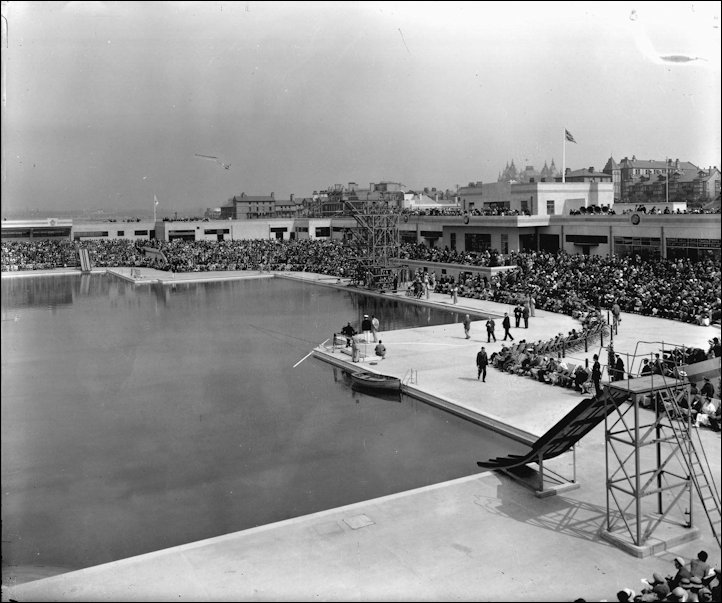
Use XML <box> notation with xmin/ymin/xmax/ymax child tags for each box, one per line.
<box><xmin>344</xmin><ymin>196</ymin><xmax>400</xmax><ymax>290</ymax></box>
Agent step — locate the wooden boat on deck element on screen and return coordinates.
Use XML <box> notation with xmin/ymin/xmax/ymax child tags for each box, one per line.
<box><xmin>350</xmin><ymin>371</ymin><xmax>401</xmax><ymax>393</ymax></box>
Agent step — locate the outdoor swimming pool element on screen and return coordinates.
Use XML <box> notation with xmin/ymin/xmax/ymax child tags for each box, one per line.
<box><xmin>1</xmin><ymin>274</ymin><xmax>526</xmax><ymax>577</ymax></box>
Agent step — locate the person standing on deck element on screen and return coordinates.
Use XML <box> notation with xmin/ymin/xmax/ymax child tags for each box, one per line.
<box><xmin>592</xmin><ymin>354</ymin><xmax>602</xmax><ymax>396</ymax></box>
<box><xmin>361</xmin><ymin>314</ymin><xmax>373</xmax><ymax>343</ymax></box>
<box><xmin>514</xmin><ymin>304</ymin><xmax>523</xmax><ymax>328</ymax></box>
<box><xmin>485</xmin><ymin>317</ymin><xmax>497</xmax><ymax>342</ymax></box>
<box><xmin>528</xmin><ymin>293</ymin><xmax>536</xmax><ymax>317</ymax></box>
<box><xmin>371</xmin><ymin>314</ymin><xmax>380</xmax><ymax>343</ymax></box>
<box><xmin>614</xmin><ymin>354</ymin><xmax>625</xmax><ymax>381</ymax></box>
<box><xmin>522</xmin><ymin>304</ymin><xmax>530</xmax><ymax>328</ymax></box>
<box><xmin>612</xmin><ymin>300</ymin><xmax>622</xmax><ymax>329</ymax></box>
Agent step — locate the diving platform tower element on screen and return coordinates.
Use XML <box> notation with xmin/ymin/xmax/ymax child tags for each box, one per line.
<box><xmin>332</xmin><ymin>190</ymin><xmax>400</xmax><ymax>291</ymax></box>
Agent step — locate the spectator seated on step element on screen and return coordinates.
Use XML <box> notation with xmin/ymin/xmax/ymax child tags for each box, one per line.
<box><xmin>374</xmin><ymin>341</ymin><xmax>387</xmax><ymax>359</ymax></box>
<box><xmin>695</xmin><ymin>398</ymin><xmax>721</xmax><ymax>430</ymax></box>
<box><xmin>573</xmin><ymin>365</ymin><xmax>591</xmax><ymax>394</ymax></box>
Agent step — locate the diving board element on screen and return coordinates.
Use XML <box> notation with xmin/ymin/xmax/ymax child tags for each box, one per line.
<box><xmin>78</xmin><ymin>247</ymin><xmax>92</xmax><ymax>273</ymax></box>
<box><xmin>477</xmin><ymin>389</ymin><xmax>617</xmax><ymax>496</ymax></box>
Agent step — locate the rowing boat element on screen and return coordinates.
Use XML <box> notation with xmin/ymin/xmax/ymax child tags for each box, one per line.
<box><xmin>349</xmin><ymin>371</ymin><xmax>401</xmax><ymax>393</ymax></box>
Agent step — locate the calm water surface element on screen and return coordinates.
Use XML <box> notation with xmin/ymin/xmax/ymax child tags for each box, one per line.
<box><xmin>1</xmin><ymin>274</ymin><xmax>525</xmax><ymax>574</ymax></box>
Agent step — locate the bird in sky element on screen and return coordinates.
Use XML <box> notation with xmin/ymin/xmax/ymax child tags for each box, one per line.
<box><xmin>194</xmin><ymin>154</ymin><xmax>231</xmax><ymax>170</ymax></box>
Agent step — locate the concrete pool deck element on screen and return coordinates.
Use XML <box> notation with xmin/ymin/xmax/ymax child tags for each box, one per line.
<box><xmin>2</xmin><ymin>267</ymin><xmax>721</xmax><ymax>602</ymax></box>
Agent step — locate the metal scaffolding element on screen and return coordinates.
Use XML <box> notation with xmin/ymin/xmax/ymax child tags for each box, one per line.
<box><xmin>601</xmin><ymin>342</ymin><xmax>721</xmax><ymax>555</ymax></box>
<box><xmin>343</xmin><ymin>196</ymin><xmax>400</xmax><ymax>291</ymax></box>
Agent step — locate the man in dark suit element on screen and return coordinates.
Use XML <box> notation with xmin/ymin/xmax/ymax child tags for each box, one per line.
<box><xmin>502</xmin><ymin>312</ymin><xmax>514</xmax><ymax>341</ymax></box>
<box><xmin>485</xmin><ymin>318</ymin><xmax>496</xmax><ymax>342</ymax></box>
<box><xmin>514</xmin><ymin>304</ymin><xmax>523</xmax><ymax>328</ymax></box>
<box><xmin>476</xmin><ymin>346</ymin><xmax>489</xmax><ymax>382</ymax></box>
<box><xmin>592</xmin><ymin>354</ymin><xmax>602</xmax><ymax>396</ymax></box>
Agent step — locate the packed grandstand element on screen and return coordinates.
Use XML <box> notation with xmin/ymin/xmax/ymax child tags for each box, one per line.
<box><xmin>2</xmin><ymin>239</ymin><xmax>720</xmax><ymax>328</ymax></box>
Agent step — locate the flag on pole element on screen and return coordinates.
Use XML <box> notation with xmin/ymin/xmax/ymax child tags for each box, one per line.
<box><xmin>565</xmin><ymin>129</ymin><xmax>577</xmax><ymax>144</ymax></box>
<box><xmin>154</xmin><ymin>194</ymin><xmax>159</xmax><ymax>207</ymax></box>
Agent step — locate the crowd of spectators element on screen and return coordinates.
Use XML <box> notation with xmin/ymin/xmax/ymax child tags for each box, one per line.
<box><xmin>1</xmin><ymin>238</ymin><xmax>357</xmax><ymax>278</ymax></box>
<box><xmin>2</xmin><ymin>240</ymin><xmax>720</xmax><ymax>327</ymax></box>
<box><xmin>399</xmin><ymin>243</ymin><xmax>513</xmax><ymax>267</ymax></box>
<box><xmin>568</xmin><ymin>204</ymin><xmax>616</xmax><ymax>215</ymax></box>
<box><xmin>491</xmin><ymin>321</ymin><xmax>607</xmax><ymax>395</ymax></box>
<box><xmin>0</xmin><ymin>239</ymin><xmax>79</xmax><ymax>270</ymax></box>
<box><xmin>616</xmin><ymin>205</ymin><xmax>722</xmax><ymax>216</ymax></box>
<box><xmin>395</xmin><ymin>204</ymin><xmax>720</xmax><ymax>218</ymax></box>
<box><xmin>575</xmin><ymin>551</ymin><xmax>720</xmax><ymax>602</ymax></box>
<box><xmin>400</xmin><ymin>246</ymin><xmax>720</xmax><ymax>326</ymax></box>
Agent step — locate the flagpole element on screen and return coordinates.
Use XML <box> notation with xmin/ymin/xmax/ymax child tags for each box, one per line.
<box><xmin>562</xmin><ymin>129</ymin><xmax>566</xmax><ymax>183</ymax></box>
<box><xmin>153</xmin><ymin>195</ymin><xmax>157</xmax><ymax>222</ymax></box>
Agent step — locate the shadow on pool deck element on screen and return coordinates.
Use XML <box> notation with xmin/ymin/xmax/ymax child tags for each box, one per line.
<box><xmin>2</xmin><ymin>268</ymin><xmax>720</xmax><ymax>602</ymax></box>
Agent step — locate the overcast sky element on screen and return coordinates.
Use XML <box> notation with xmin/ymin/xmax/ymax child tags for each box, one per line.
<box><xmin>1</xmin><ymin>1</ymin><xmax>720</xmax><ymax>215</ymax></box>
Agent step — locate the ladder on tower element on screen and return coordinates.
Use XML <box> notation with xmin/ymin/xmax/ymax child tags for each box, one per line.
<box><xmin>656</xmin><ymin>386</ymin><xmax>722</xmax><ymax>548</ymax></box>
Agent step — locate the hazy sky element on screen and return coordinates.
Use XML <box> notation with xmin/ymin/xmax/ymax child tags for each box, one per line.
<box><xmin>1</xmin><ymin>1</ymin><xmax>720</xmax><ymax>215</ymax></box>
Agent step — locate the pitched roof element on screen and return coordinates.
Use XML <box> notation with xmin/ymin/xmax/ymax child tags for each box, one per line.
<box><xmin>565</xmin><ymin>168</ymin><xmax>610</xmax><ymax>179</ymax></box>
<box><xmin>603</xmin><ymin>156</ymin><xmax>618</xmax><ymax>171</ymax></box>
<box><xmin>233</xmin><ymin>195</ymin><xmax>274</xmax><ymax>203</ymax></box>
<box><xmin>620</xmin><ymin>158</ymin><xmax>698</xmax><ymax>171</ymax></box>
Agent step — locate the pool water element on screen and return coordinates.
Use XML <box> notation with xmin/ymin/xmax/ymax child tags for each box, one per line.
<box><xmin>1</xmin><ymin>274</ymin><xmax>525</xmax><ymax>574</ymax></box>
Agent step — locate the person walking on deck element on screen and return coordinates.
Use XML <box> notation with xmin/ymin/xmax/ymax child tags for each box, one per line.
<box><xmin>502</xmin><ymin>313</ymin><xmax>514</xmax><ymax>340</ymax></box>
<box><xmin>476</xmin><ymin>346</ymin><xmax>488</xmax><ymax>382</ymax></box>
<box><xmin>462</xmin><ymin>314</ymin><xmax>471</xmax><ymax>339</ymax></box>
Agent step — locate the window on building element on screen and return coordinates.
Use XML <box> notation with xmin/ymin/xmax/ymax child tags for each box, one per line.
<box><xmin>613</xmin><ymin>236</ymin><xmax>661</xmax><ymax>260</ymax></box>
<box><xmin>74</xmin><ymin>231</ymin><xmax>109</xmax><ymax>239</ymax></box>
<box><xmin>117</xmin><ymin>230</ymin><xmax>124</xmax><ymax>236</ymax></box>
<box><xmin>520</xmin><ymin>199</ymin><xmax>529</xmax><ymax>214</ymax></box>
<box><xmin>315</xmin><ymin>227</ymin><xmax>330</xmax><ymax>237</ymax></box>
<box><xmin>134</xmin><ymin>230</ymin><xmax>148</xmax><ymax>236</ymax></box>
<box><xmin>546</xmin><ymin>200</ymin><xmax>555</xmax><ymax>215</ymax></box>
<box><xmin>450</xmin><ymin>232</ymin><xmax>456</xmax><ymax>251</ymax></box>
<box><xmin>500</xmin><ymin>233</ymin><xmax>508</xmax><ymax>254</ymax></box>
<box><xmin>464</xmin><ymin>233</ymin><xmax>491</xmax><ymax>252</ymax></box>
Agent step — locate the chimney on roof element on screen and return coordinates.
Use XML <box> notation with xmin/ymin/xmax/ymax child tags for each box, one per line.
<box><xmin>565</xmin><ymin>168</ymin><xmax>571</xmax><ymax>174</ymax></box>
<box><xmin>271</xmin><ymin>192</ymin><xmax>275</xmax><ymax>199</ymax></box>
<box><xmin>589</xmin><ymin>166</ymin><xmax>594</xmax><ymax>173</ymax></box>
<box><xmin>290</xmin><ymin>193</ymin><xmax>294</xmax><ymax>202</ymax></box>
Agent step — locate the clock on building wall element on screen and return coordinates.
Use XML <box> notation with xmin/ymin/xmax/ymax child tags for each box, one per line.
<box><xmin>631</xmin><ymin>213</ymin><xmax>641</xmax><ymax>225</ymax></box>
